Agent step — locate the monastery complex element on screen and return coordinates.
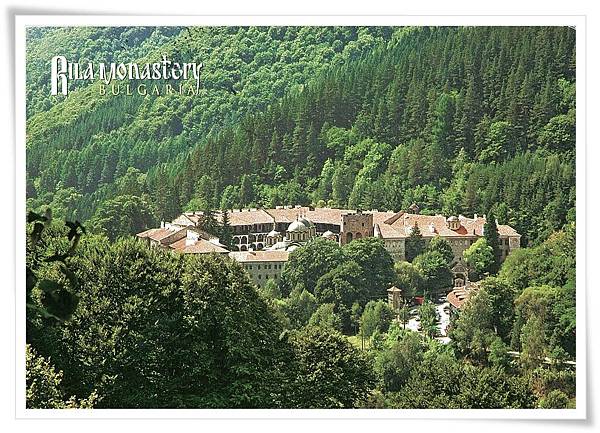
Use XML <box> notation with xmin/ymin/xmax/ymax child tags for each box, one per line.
<box><xmin>137</xmin><ymin>204</ymin><xmax>520</xmax><ymax>288</ymax></box>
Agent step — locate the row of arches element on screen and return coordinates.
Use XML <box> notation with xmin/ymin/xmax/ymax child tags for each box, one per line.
<box><xmin>234</xmin><ymin>233</ymin><xmax>270</xmax><ymax>245</ymax></box>
<box><xmin>344</xmin><ymin>232</ymin><xmax>363</xmax><ymax>243</ymax></box>
<box><xmin>230</xmin><ymin>242</ymin><xmax>265</xmax><ymax>252</ymax></box>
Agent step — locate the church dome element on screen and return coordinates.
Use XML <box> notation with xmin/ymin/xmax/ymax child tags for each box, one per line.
<box><xmin>298</xmin><ymin>216</ymin><xmax>314</xmax><ymax>228</ymax></box>
<box><xmin>287</xmin><ymin>219</ymin><xmax>308</xmax><ymax>233</ymax></box>
<box><xmin>267</xmin><ymin>229</ymin><xmax>280</xmax><ymax>237</ymax></box>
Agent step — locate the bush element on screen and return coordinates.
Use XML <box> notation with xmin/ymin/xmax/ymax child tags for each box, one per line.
<box><xmin>538</xmin><ymin>389</ymin><xmax>570</xmax><ymax>409</ymax></box>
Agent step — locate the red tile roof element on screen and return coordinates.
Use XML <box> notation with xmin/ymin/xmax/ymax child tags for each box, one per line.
<box><xmin>228</xmin><ymin>250</ymin><xmax>289</xmax><ymax>262</ymax></box>
<box><xmin>227</xmin><ymin>209</ymin><xmax>274</xmax><ymax>226</ymax></box>
<box><xmin>168</xmin><ymin>208</ymin><xmax>520</xmax><ymax>240</ymax></box>
<box><xmin>265</xmin><ymin>207</ymin><xmax>310</xmax><ymax>224</ymax></box>
<box><xmin>386</xmin><ymin>213</ymin><xmax>519</xmax><ymax>238</ymax></box>
<box><xmin>447</xmin><ymin>288</ymin><xmax>468</xmax><ymax>309</ymax></box>
<box><xmin>172</xmin><ymin>213</ymin><xmax>201</xmax><ymax>226</ymax></box>
<box><xmin>169</xmin><ymin>238</ymin><xmax>229</xmax><ymax>254</ymax></box>
<box><xmin>168</xmin><ymin>238</ymin><xmax>187</xmax><ymax>250</ymax></box>
<box><xmin>265</xmin><ymin>207</ymin><xmax>354</xmax><ymax>225</ymax></box>
<box><xmin>136</xmin><ymin>227</ymin><xmax>185</xmax><ymax>242</ymax></box>
<box><xmin>306</xmin><ymin>208</ymin><xmax>351</xmax><ymax>225</ymax></box>
<box><xmin>447</xmin><ymin>283</ymin><xmax>480</xmax><ymax>309</ymax></box>
<box><xmin>372</xmin><ymin>212</ymin><xmax>405</xmax><ymax>238</ymax></box>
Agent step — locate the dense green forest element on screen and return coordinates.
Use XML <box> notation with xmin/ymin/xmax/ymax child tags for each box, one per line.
<box><xmin>25</xmin><ymin>26</ymin><xmax>577</xmax><ymax>409</ymax></box>
<box><xmin>27</xmin><ymin>26</ymin><xmax>575</xmax><ymax>246</ymax></box>
<box><xmin>26</xmin><ymin>27</ymin><xmax>183</xmax><ymax>118</ymax></box>
<box><xmin>26</xmin><ymin>26</ymin><xmax>395</xmax><ymax>222</ymax></box>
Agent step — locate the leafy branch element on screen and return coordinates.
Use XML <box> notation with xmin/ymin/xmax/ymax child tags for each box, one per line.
<box><xmin>26</xmin><ymin>209</ymin><xmax>85</xmax><ymax>322</ymax></box>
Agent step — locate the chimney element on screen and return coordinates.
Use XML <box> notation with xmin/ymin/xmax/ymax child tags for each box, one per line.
<box><xmin>474</xmin><ymin>213</ymin><xmax>478</xmax><ymax>219</ymax></box>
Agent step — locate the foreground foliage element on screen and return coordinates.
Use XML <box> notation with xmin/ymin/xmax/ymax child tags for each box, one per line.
<box><xmin>27</xmin><ymin>223</ymin><xmax>376</xmax><ymax>408</ymax></box>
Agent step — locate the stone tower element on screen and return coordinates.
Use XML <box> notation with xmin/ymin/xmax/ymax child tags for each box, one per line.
<box><xmin>340</xmin><ymin>210</ymin><xmax>374</xmax><ymax>245</ymax></box>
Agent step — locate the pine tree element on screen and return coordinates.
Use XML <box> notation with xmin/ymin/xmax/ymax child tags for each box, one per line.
<box><xmin>201</xmin><ymin>207</ymin><xmax>218</xmax><ymax>235</ymax></box>
<box><xmin>239</xmin><ymin>174</ymin><xmax>255</xmax><ymax>207</ymax></box>
<box><xmin>405</xmin><ymin>222</ymin><xmax>425</xmax><ymax>262</ymax></box>
<box><xmin>219</xmin><ymin>209</ymin><xmax>234</xmax><ymax>249</ymax></box>
<box><xmin>484</xmin><ymin>210</ymin><xmax>501</xmax><ymax>273</ymax></box>
<box><xmin>458</xmin><ymin>73</ymin><xmax>482</xmax><ymax>158</ymax></box>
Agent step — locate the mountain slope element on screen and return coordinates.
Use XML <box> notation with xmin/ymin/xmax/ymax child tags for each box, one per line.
<box><xmin>158</xmin><ymin>26</ymin><xmax>575</xmax><ymax>244</ymax></box>
<box><xmin>26</xmin><ymin>26</ymin><xmax>576</xmax><ymax>245</ymax></box>
<box><xmin>26</xmin><ymin>26</ymin><xmax>397</xmax><ymax>220</ymax></box>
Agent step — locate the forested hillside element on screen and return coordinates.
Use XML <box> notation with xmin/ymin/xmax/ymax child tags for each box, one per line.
<box><xmin>26</xmin><ymin>26</ymin><xmax>183</xmax><ymax>117</ymax></box>
<box><xmin>165</xmin><ymin>26</ymin><xmax>575</xmax><ymax>246</ymax></box>
<box><xmin>26</xmin><ymin>26</ymin><xmax>575</xmax><ymax>246</ymax></box>
<box><xmin>26</xmin><ymin>26</ymin><xmax>395</xmax><ymax>222</ymax></box>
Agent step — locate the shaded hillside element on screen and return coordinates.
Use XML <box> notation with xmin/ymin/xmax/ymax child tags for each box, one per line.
<box><xmin>26</xmin><ymin>26</ymin><xmax>182</xmax><ymax>118</ymax></box>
